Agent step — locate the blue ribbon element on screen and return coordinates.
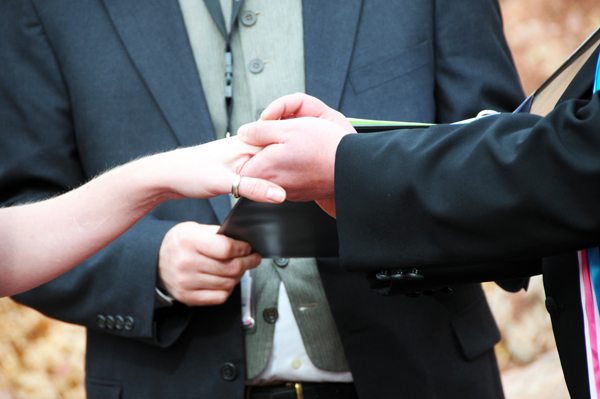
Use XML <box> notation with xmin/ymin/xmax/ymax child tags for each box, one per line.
<box><xmin>590</xmin><ymin>53</ymin><xmax>600</xmax><ymax>311</ymax></box>
<box><xmin>594</xmin><ymin>51</ymin><xmax>600</xmax><ymax>94</ymax></box>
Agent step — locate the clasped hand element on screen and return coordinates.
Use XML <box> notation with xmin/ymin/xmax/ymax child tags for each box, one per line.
<box><xmin>158</xmin><ymin>93</ymin><xmax>354</xmax><ymax>306</ymax></box>
<box><xmin>238</xmin><ymin>93</ymin><xmax>356</xmax><ymax>218</ymax></box>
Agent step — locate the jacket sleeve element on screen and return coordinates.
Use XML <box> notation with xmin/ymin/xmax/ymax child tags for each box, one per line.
<box><xmin>0</xmin><ymin>0</ymin><xmax>192</xmax><ymax>347</ymax></box>
<box><xmin>335</xmin><ymin>92</ymin><xmax>600</xmax><ymax>272</ymax></box>
<box><xmin>355</xmin><ymin>0</ymin><xmax>530</xmax><ymax>294</ymax></box>
<box><xmin>433</xmin><ymin>0</ymin><xmax>525</xmax><ymax>122</ymax></box>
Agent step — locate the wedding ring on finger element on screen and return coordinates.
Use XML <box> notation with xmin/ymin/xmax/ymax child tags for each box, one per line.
<box><xmin>231</xmin><ymin>174</ymin><xmax>243</xmax><ymax>199</ymax></box>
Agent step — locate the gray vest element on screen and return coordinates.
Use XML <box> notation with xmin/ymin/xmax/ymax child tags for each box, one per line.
<box><xmin>245</xmin><ymin>259</ymin><xmax>350</xmax><ymax>378</ymax></box>
<box><xmin>178</xmin><ymin>0</ymin><xmax>350</xmax><ymax>379</ymax></box>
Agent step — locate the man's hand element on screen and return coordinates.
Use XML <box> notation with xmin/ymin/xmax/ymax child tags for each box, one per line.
<box><xmin>238</xmin><ymin>117</ymin><xmax>351</xmax><ymax>217</ymax></box>
<box><xmin>238</xmin><ymin>94</ymin><xmax>355</xmax><ymax>217</ymax></box>
<box><xmin>259</xmin><ymin>93</ymin><xmax>355</xmax><ymax>133</ymax></box>
<box><xmin>157</xmin><ymin>223</ymin><xmax>261</xmax><ymax>306</ymax></box>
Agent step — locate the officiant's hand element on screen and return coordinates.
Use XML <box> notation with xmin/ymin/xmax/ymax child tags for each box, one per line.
<box><xmin>258</xmin><ymin>93</ymin><xmax>355</xmax><ymax>133</ymax></box>
<box><xmin>238</xmin><ymin>95</ymin><xmax>355</xmax><ymax>218</ymax></box>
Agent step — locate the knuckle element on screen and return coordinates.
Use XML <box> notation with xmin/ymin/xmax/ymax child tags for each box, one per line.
<box><xmin>221</xmin><ymin>241</ymin><xmax>238</xmax><ymax>259</ymax></box>
<box><xmin>172</xmin><ymin>288</ymin><xmax>188</xmax><ymax>303</ymax></box>
<box><xmin>172</xmin><ymin>274</ymin><xmax>189</xmax><ymax>290</ymax></box>
<box><xmin>171</xmin><ymin>254</ymin><xmax>196</xmax><ymax>275</ymax></box>
<box><xmin>334</xmin><ymin>110</ymin><xmax>345</xmax><ymax>120</ymax></box>
<box><xmin>207</xmin><ymin>237</ymin><xmax>233</xmax><ymax>260</ymax></box>
<box><xmin>249</xmin><ymin>254</ymin><xmax>261</xmax><ymax>268</ymax></box>
<box><xmin>175</xmin><ymin>234</ymin><xmax>195</xmax><ymax>250</ymax></box>
<box><xmin>227</xmin><ymin>258</ymin><xmax>244</xmax><ymax>276</ymax></box>
<box><xmin>220</xmin><ymin>278</ymin><xmax>236</xmax><ymax>291</ymax></box>
<box><xmin>165</xmin><ymin>229</ymin><xmax>195</xmax><ymax>252</ymax></box>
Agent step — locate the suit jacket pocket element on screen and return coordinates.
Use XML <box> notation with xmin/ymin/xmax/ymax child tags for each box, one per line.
<box><xmin>451</xmin><ymin>296</ymin><xmax>501</xmax><ymax>361</ymax></box>
<box><xmin>86</xmin><ymin>377</ymin><xmax>122</xmax><ymax>399</ymax></box>
<box><xmin>349</xmin><ymin>40</ymin><xmax>430</xmax><ymax>94</ymax></box>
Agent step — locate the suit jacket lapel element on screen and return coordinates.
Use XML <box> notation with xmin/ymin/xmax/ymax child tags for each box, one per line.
<box><xmin>102</xmin><ymin>0</ymin><xmax>231</xmax><ymax>223</ymax></box>
<box><xmin>303</xmin><ymin>0</ymin><xmax>363</xmax><ymax>110</ymax></box>
<box><xmin>102</xmin><ymin>0</ymin><xmax>215</xmax><ymax>148</ymax></box>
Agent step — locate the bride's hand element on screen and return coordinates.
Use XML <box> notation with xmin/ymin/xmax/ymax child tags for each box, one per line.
<box><xmin>150</xmin><ymin>137</ymin><xmax>286</xmax><ymax>203</ymax></box>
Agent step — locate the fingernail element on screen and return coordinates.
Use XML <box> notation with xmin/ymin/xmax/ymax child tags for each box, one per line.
<box><xmin>237</xmin><ymin>124</ymin><xmax>247</xmax><ymax>139</ymax></box>
<box><xmin>266</xmin><ymin>188</ymin><xmax>286</xmax><ymax>203</ymax></box>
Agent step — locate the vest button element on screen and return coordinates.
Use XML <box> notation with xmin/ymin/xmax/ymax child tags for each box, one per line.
<box><xmin>249</xmin><ymin>59</ymin><xmax>264</xmax><ymax>74</ymax></box>
<box><xmin>263</xmin><ymin>307</ymin><xmax>279</xmax><ymax>324</ymax></box>
<box><xmin>220</xmin><ymin>363</ymin><xmax>238</xmax><ymax>381</ymax></box>
<box><xmin>241</xmin><ymin>11</ymin><xmax>257</xmax><ymax>27</ymax></box>
<box><xmin>273</xmin><ymin>258</ymin><xmax>289</xmax><ymax>267</ymax></box>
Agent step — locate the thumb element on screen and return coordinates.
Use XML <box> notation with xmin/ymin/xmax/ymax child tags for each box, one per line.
<box><xmin>238</xmin><ymin>177</ymin><xmax>286</xmax><ymax>203</ymax></box>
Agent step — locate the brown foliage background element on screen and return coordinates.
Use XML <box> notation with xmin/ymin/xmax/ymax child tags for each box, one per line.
<box><xmin>1</xmin><ymin>1</ymin><xmax>600</xmax><ymax>398</ymax></box>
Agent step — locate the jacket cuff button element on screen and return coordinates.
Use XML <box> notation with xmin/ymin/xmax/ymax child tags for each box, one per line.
<box><xmin>375</xmin><ymin>270</ymin><xmax>392</xmax><ymax>281</ymax></box>
<box><xmin>124</xmin><ymin>316</ymin><xmax>135</xmax><ymax>331</ymax></box>
<box><xmin>115</xmin><ymin>315</ymin><xmax>125</xmax><ymax>330</ymax></box>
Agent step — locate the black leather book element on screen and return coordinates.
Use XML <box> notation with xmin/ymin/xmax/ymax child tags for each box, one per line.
<box><xmin>218</xmin><ymin>199</ymin><xmax>339</xmax><ymax>258</ymax></box>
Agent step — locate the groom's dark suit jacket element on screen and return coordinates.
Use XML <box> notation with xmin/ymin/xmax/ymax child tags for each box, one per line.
<box><xmin>0</xmin><ymin>0</ymin><xmax>524</xmax><ymax>398</ymax></box>
<box><xmin>336</xmin><ymin>46</ymin><xmax>600</xmax><ymax>399</ymax></box>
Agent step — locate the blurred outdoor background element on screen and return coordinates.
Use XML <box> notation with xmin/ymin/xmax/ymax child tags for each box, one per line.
<box><xmin>1</xmin><ymin>1</ymin><xmax>600</xmax><ymax>398</ymax></box>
